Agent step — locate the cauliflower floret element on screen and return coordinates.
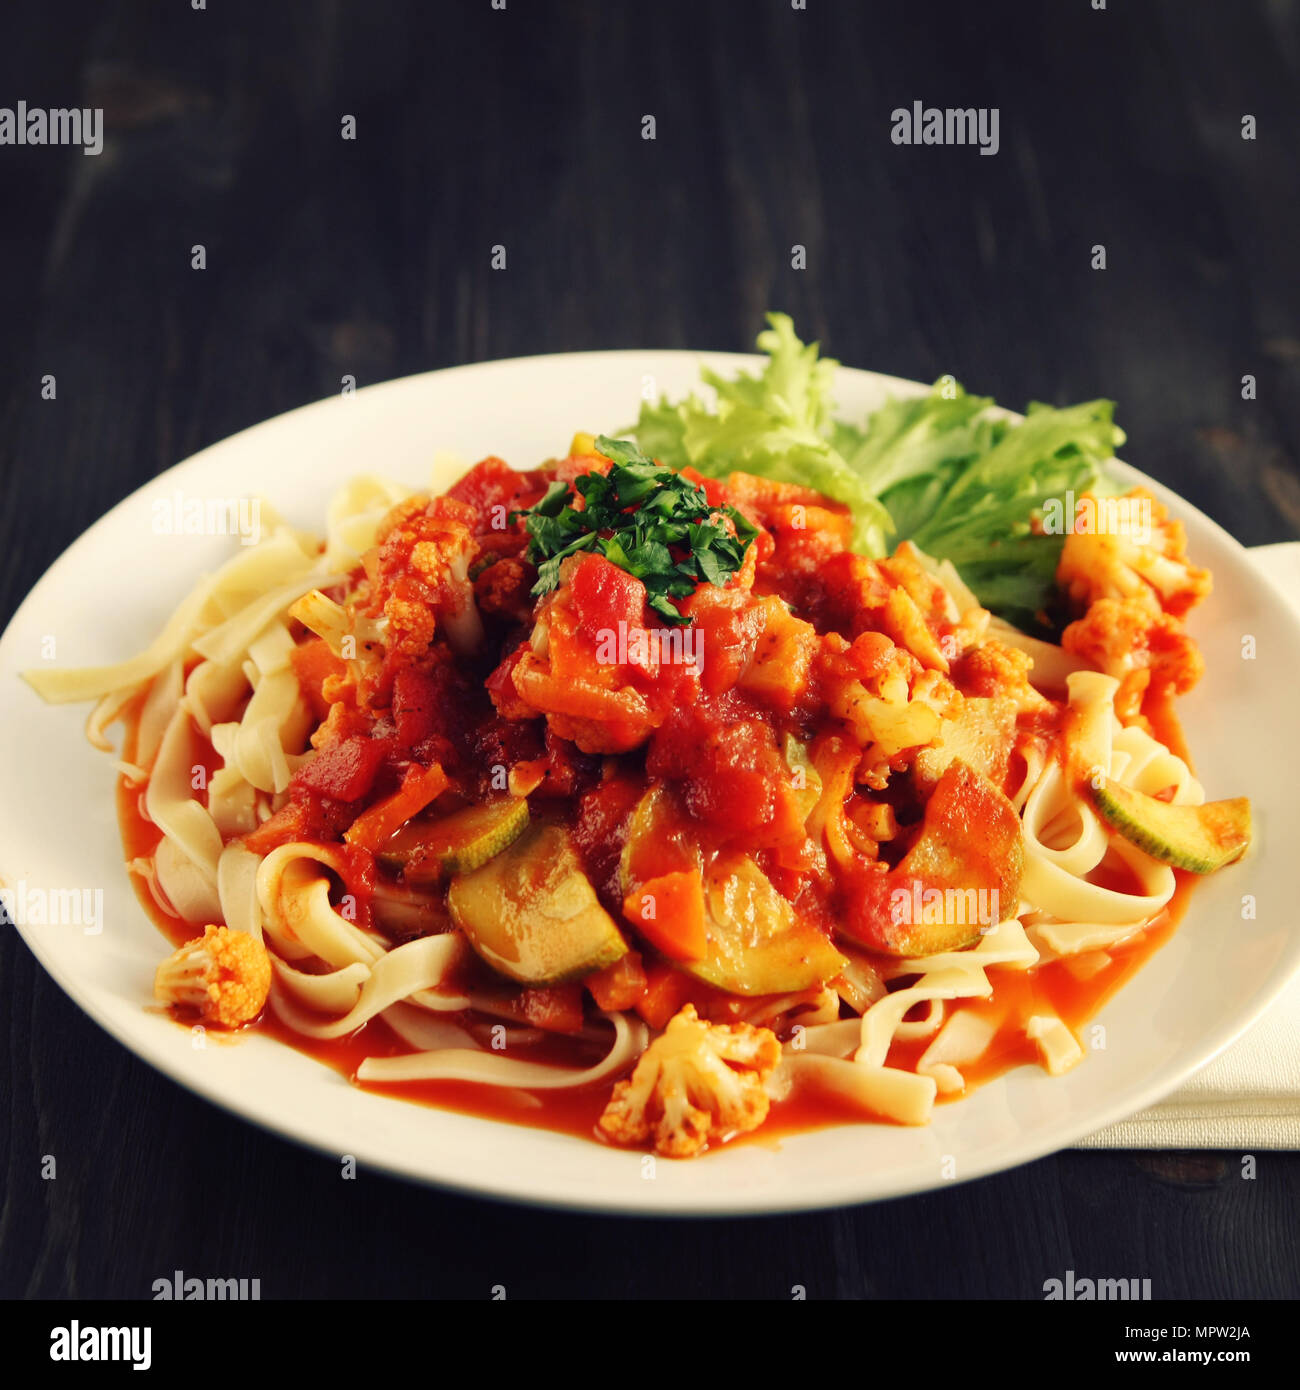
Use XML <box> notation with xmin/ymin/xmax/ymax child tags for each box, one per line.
<box><xmin>597</xmin><ymin>1003</ymin><xmax>781</xmax><ymax>1158</ymax></box>
<box><xmin>154</xmin><ymin>924</ymin><xmax>272</xmax><ymax>1028</ymax></box>
<box><xmin>816</xmin><ymin>550</ymin><xmax>953</xmax><ymax>671</ymax></box>
<box><xmin>955</xmin><ymin>639</ymin><xmax>1054</xmax><ymax>715</ymax></box>
<box><xmin>819</xmin><ymin>632</ymin><xmax>958</xmax><ymax>789</ymax></box>
<box><xmin>1061</xmin><ymin>596</ymin><xmax>1204</xmax><ymax>694</ymax></box>
<box><xmin>370</xmin><ymin>495</ymin><xmax>484</xmax><ymax>656</ymax></box>
<box><xmin>879</xmin><ymin>542</ymin><xmax>960</xmax><ymax>625</ymax></box>
<box><xmin>1057</xmin><ymin>488</ymin><xmax>1211</xmax><ymax>619</ymax></box>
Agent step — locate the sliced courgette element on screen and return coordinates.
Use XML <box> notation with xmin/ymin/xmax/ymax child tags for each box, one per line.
<box><xmin>1091</xmin><ymin>777</ymin><xmax>1251</xmax><ymax>874</ymax></box>
<box><xmin>696</xmin><ymin>853</ymin><xmax>847</xmax><ymax>996</ymax></box>
<box><xmin>620</xmin><ymin>785</ymin><xmax>846</xmax><ymax>995</ymax></box>
<box><xmin>379</xmin><ymin>796</ymin><xmax>529</xmax><ymax>884</ymax></box>
<box><xmin>618</xmin><ymin>784</ymin><xmax>702</xmax><ymax>887</ymax></box>
<box><xmin>447</xmin><ymin>823</ymin><xmax>628</xmax><ymax>984</ymax></box>
<box><xmin>840</xmin><ymin>761</ymin><xmax>1022</xmax><ymax>956</ymax></box>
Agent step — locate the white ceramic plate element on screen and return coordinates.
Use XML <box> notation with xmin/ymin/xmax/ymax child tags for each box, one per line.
<box><xmin>3</xmin><ymin>351</ymin><xmax>1298</xmax><ymax>1215</ymax></box>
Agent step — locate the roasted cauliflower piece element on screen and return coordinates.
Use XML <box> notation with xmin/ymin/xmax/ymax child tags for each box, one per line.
<box><xmin>371</xmin><ymin>494</ymin><xmax>483</xmax><ymax>656</ymax></box>
<box><xmin>154</xmin><ymin>924</ymin><xmax>272</xmax><ymax>1028</ymax></box>
<box><xmin>597</xmin><ymin>1003</ymin><xmax>782</xmax><ymax>1157</ymax></box>
<box><xmin>817</xmin><ymin>636</ymin><xmax>951</xmax><ymax>789</ymax></box>
<box><xmin>816</xmin><ymin>549</ymin><xmax>955</xmax><ymax>671</ymax></box>
<box><xmin>1061</xmin><ymin>596</ymin><xmax>1204</xmax><ymax>694</ymax></box>
<box><xmin>820</xmin><ymin>632</ymin><xmax>958</xmax><ymax>789</ymax></box>
<box><xmin>1057</xmin><ymin>488</ymin><xmax>1211</xmax><ymax>619</ymax></box>
<box><xmin>956</xmin><ymin>638</ymin><xmax>1054</xmax><ymax>715</ymax></box>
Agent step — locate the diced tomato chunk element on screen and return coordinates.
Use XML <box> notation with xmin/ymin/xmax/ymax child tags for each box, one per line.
<box><xmin>846</xmin><ymin>630</ymin><xmax>897</xmax><ymax>681</ymax></box>
<box><xmin>572</xmin><ymin>773</ymin><xmax>643</xmax><ymax>900</ymax></box>
<box><xmin>444</xmin><ymin>457</ymin><xmax>546</xmax><ymax>529</ymax></box>
<box><xmin>392</xmin><ymin>665</ymin><xmax>441</xmax><ymax>749</ymax></box>
<box><xmin>568</xmin><ymin>553</ymin><xmax>649</xmax><ymax>644</ymax></box>
<box><xmin>679</xmin><ymin>466</ymin><xmax>729</xmax><ymax>509</ymax></box>
<box><xmin>681</xmin><ymin>585</ymin><xmax>766</xmax><ymax>695</ymax></box>
<box><xmin>485</xmin><ymin>644</ymin><xmax>534</xmax><ymax>720</ymax></box>
<box><xmin>585</xmin><ymin>951</ymin><xmax>648</xmax><ymax>1012</ymax></box>
<box><xmin>293</xmin><ymin>735</ymin><xmax>389</xmax><ymax>802</ymax></box>
<box><xmin>519</xmin><ymin>984</ymin><xmax>586</xmax><ymax>1034</ymax></box>
<box><xmin>646</xmin><ymin>695</ymin><xmax>805</xmax><ymax>849</ymax></box>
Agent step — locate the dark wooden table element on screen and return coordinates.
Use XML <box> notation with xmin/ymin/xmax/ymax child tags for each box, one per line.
<box><xmin>2</xmin><ymin>0</ymin><xmax>1297</xmax><ymax>1300</ymax></box>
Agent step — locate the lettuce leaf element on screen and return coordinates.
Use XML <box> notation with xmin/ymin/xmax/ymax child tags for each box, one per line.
<box><xmin>901</xmin><ymin>400</ymin><xmax>1121</xmax><ymax>628</ymax></box>
<box><xmin>629</xmin><ymin>315</ymin><xmax>1124</xmax><ymax>630</ymax></box>
<box><xmin>632</xmin><ymin>314</ymin><xmax>893</xmax><ymax>554</ymax></box>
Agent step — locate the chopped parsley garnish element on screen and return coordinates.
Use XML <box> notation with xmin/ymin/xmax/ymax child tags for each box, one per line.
<box><xmin>515</xmin><ymin>436</ymin><xmax>759</xmax><ymax>625</ymax></box>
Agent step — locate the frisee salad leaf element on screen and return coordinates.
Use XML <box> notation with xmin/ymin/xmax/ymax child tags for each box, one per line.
<box><xmin>630</xmin><ymin>313</ymin><xmax>1125</xmax><ymax>630</ymax></box>
<box><xmin>634</xmin><ymin>314</ymin><xmax>894</xmax><ymax>556</ymax></box>
<box><xmin>514</xmin><ymin>436</ymin><xmax>758</xmax><ymax>626</ymax></box>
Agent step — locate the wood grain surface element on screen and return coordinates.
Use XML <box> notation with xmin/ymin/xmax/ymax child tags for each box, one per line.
<box><xmin>1</xmin><ymin>0</ymin><xmax>1297</xmax><ymax>1299</ymax></box>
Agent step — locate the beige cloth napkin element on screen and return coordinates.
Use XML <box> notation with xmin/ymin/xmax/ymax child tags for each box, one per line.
<box><xmin>1078</xmin><ymin>542</ymin><xmax>1300</xmax><ymax>1149</ymax></box>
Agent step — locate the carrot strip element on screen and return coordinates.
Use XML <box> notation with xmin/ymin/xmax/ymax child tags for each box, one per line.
<box><xmin>344</xmin><ymin>763</ymin><xmax>449</xmax><ymax>851</ymax></box>
<box><xmin>622</xmin><ymin>870</ymin><xmax>708</xmax><ymax>962</ymax></box>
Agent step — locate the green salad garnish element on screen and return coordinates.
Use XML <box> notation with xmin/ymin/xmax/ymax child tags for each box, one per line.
<box><xmin>631</xmin><ymin>313</ymin><xmax>1125</xmax><ymax>630</ymax></box>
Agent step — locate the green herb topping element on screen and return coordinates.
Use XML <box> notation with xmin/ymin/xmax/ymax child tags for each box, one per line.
<box><xmin>515</xmin><ymin>436</ymin><xmax>759</xmax><ymax>625</ymax></box>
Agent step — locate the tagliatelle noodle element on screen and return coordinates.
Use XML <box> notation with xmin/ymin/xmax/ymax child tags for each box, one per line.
<box><xmin>323</xmin><ymin>475</ymin><xmax>414</xmax><ymax>566</ymax></box>
<box><xmin>856</xmin><ymin>921</ymin><xmax>1040</xmax><ymax>1067</ymax></box>
<box><xmin>915</xmin><ymin>1009</ymin><xmax>1000</xmax><ymax>1094</ymax></box>
<box><xmin>216</xmin><ymin>843</ymin><xmax>263</xmax><ymax>940</ymax></box>
<box><xmin>256</xmin><ymin>842</ymin><xmax>384</xmax><ymax>966</ymax></box>
<box><xmin>192</xmin><ymin>568</ymin><xmax>345</xmax><ymax>667</ymax></box>
<box><xmin>772</xmin><ymin>1052</ymin><xmax>938</xmax><ymax>1126</ymax></box>
<box><xmin>136</xmin><ymin>657</ymin><xmax>184</xmax><ymax>771</ymax></box>
<box><xmin>211</xmin><ymin>666</ymin><xmax>311</xmax><ymax>794</ymax></box>
<box><xmin>381</xmin><ymin>1002</ymin><xmax>477</xmax><ymax>1052</ymax></box>
<box><xmin>145</xmin><ymin>707</ymin><xmax>224</xmax><ymax>922</ymax></box>
<box><xmin>152</xmin><ymin>835</ymin><xmax>223</xmax><ymax>923</ymax></box>
<box><xmin>24</xmin><ymin>572</ymin><xmax>221</xmax><ymax>706</ymax></box>
<box><xmin>1020</xmin><ymin>671</ymin><xmax>1199</xmax><ymax>937</ymax></box>
<box><xmin>356</xmin><ymin>1009</ymin><xmax>649</xmax><ymax>1089</ymax></box>
<box><xmin>1009</xmin><ymin>737</ymin><xmax>1048</xmax><ymax>813</ymax></box>
<box><xmin>774</xmin><ymin>920</ymin><xmax>1040</xmax><ymax>1123</ymax></box>
<box><xmin>269</xmin><ymin>934</ymin><xmax>469</xmax><ymax>1040</ymax></box>
<box><xmin>182</xmin><ymin>658</ymin><xmax>253</xmax><ymax>738</ymax></box>
<box><xmin>208</xmin><ymin>766</ymin><xmax>259</xmax><ymax>838</ymax></box>
<box><xmin>1025</xmin><ymin>1014</ymin><xmax>1085</xmax><ymax>1075</ymax></box>
<box><xmin>987</xmin><ymin>616</ymin><xmax>1089</xmax><ymax>692</ymax></box>
<box><xmin>24</xmin><ymin>521</ymin><xmax>324</xmax><ymax>707</ymax></box>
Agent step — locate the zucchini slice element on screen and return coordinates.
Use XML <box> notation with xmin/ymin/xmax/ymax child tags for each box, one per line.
<box><xmin>1092</xmin><ymin>777</ymin><xmax>1251</xmax><ymax>874</ymax></box>
<box><xmin>620</xmin><ymin>785</ymin><xmax>846</xmax><ymax>996</ymax></box>
<box><xmin>379</xmin><ymin>796</ymin><xmax>529</xmax><ymax>883</ymax></box>
<box><xmin>696</xmin><ymin>852</ymin><xmax>847</xmax><ymax>996</ymax></box>
<box><xmin>447</xmin><ymin>824</ymin><xmax>628</xmax><ymax>984</ymax></box>
<box><xmin>839</xmin><ymin>761</ymin><xmax>1022</xmax><ymax>957</ymax></box>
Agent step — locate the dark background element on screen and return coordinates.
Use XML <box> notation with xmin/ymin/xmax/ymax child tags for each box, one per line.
<box><xmin>2</xmin><ymin>0</ymin><xmax>1297</xmax><ymax>1299</ymax></box>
